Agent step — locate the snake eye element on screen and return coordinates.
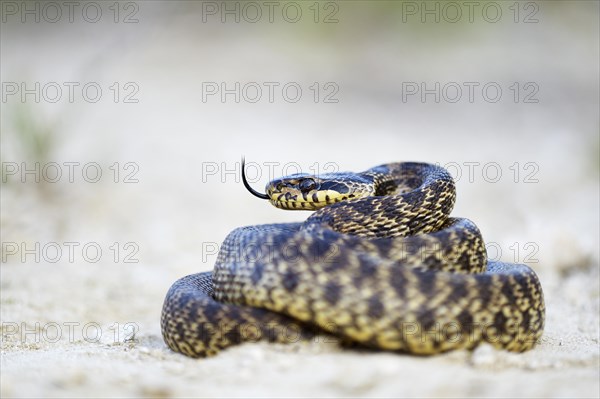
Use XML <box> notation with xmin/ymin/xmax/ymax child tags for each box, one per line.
<box><xmin>299</xmin><ymin>179</ymin><xmax>317</xmax><ymax>192</ymax></box>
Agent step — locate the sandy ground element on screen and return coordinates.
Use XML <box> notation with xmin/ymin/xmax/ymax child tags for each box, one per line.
<box><xmin>1</xmin><ymin>2</ymin><xmax>599</xmax><ymax>398</ymax></box>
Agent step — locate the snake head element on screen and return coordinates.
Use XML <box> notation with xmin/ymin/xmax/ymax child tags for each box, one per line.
<box><xmin>241</xmin><ymin>158</ymin><xmax>375</xmax><ymax>210</ymax></box>
<box><xmin>266</xmin><ymin>173</ymin><xmax>375</xmax><ymax>210</ymax></box>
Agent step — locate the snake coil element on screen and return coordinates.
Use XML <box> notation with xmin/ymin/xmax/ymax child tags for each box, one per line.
<box><xmin>161</xmin><ymin>162</ymin><xmax>545</xmax><ymax>357</ymax></box>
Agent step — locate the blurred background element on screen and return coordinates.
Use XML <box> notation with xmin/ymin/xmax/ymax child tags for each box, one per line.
<box><xmin>1</xmin><ymin>1</ymin><xmax>599</xmax><ymax>397</ymax></box>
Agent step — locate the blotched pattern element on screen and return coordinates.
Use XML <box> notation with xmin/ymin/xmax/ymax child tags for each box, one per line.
<box><xmin>161</xmin><ymin>162</ymin><xmax>545</xmax><ymax>357</ymax></box>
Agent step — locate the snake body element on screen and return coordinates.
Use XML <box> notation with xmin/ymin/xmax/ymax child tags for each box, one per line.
<box><xmin>161</xmin><ymin>162</ymin><xmax>545</xmax><ymax>357</ymax></box>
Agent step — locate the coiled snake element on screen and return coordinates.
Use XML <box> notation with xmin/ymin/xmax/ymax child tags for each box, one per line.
<box><xmin>161</xmin><ymin>161</ymin><xmax>545</xmax><ymax>357</ymax></box>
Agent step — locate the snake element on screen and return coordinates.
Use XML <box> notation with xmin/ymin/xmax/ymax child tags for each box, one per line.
<box><xmin>161</xmin><ymin>161</ymin><xmax>545</xmax><ymax>357</ymax></box>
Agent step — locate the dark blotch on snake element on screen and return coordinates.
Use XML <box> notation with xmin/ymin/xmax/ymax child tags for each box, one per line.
<box><xmin>323</xmin><ymin>281</ymin><xmax>342</xmax><ymax>305</ymax></box>
<box><xmin>282</xmin><ymin>269</ymin><xmax>300</xmax><ymax>292</ymax></box>
<box><xmin>250</xmin><ymin>263</ymin><xmax>264</xmax><ymax>285</ymax></box>
<box><xmin>358</xmin><ymin>255</ymin><xmax>378</xmax><ymax>277</ymax></box>
<box><xmin>367</xmin><ymin>296</ymin><xmax>385</xmax><ymax>319</ymax></box>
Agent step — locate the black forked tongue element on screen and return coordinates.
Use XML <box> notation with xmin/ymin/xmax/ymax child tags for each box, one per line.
<box><xmin>241</xmin><ymin>157</ymin><xmax>269</xmax><ymax>200</ymax></box>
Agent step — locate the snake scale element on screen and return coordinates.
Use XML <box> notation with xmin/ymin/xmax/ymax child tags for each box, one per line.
<box><xmin>161</xmin><ymin>161</ymin><xmax>545</xmax><ymax>357</ymax></box>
